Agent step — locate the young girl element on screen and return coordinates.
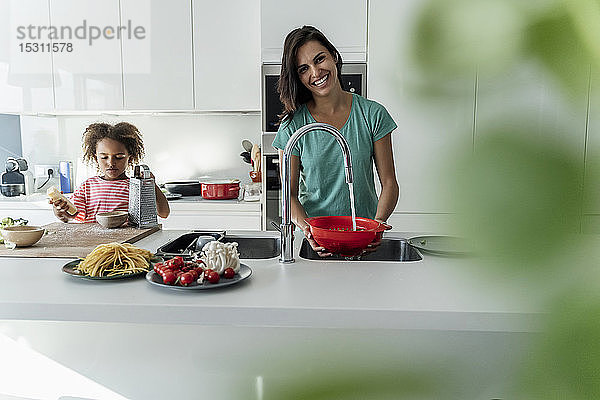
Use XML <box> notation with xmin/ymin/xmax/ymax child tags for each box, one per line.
<box><xmin>50</xmin><ymin>122</ymin><xmax>170</xmax><ymax>223</ymax></box>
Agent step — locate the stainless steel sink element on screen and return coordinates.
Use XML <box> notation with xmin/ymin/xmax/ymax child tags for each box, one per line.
<box><xmin>221</xmin><ymin>235</ymin><xmax>281</xmax><ymax>259</ymax></box>
<box><xmin>299</xmin><ymin>238</ymin><xmax>423</xmax><ymax>262</ymax></box>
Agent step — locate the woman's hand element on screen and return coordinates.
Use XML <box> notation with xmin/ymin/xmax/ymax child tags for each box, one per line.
<box><xmin>300</xmin><ymin>224</ymin><xmax>332</xmax><ymax>258</ymax></box>
<box><xmin>363</xmin><ymin>220</ymin><xmax>392</xmax><ymax>254</ymax></box>
<box><xmin>49</xmin><ymin>198</ymin><xmax>73</xmax><ymax>223</ymax></box>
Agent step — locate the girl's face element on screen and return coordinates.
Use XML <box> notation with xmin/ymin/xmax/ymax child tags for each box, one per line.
<box><xmin>95</xmin><ymin>138</ymin><xmax>131</xmax><ymax>180</ymax></box>
<box><xmin>295</xmin><ymin>40</ymin><xmax>338</xmax><ymax>98</ymax></box>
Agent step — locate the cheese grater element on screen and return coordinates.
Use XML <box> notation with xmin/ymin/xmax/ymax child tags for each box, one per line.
<box><xmin>128</xmin><ymin>165</ymin><xmax>158</xmax><ymax>228</ymax></box>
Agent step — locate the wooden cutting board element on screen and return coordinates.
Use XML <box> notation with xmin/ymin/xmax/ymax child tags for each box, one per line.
<box><xmin>0</xmin><ymin>222</ymin><xmax>161</xmax><ymax>259</ymax></box>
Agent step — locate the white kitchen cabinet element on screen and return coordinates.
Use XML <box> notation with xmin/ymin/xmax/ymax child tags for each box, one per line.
<box><xmin>368</xmin><ymin>0</ymin><xmax>474</xmax><ymax>220</ymax></box>
<box><xmin>121</xmin><ymin>0</ymin><xmax>193</xmax><ymax>110</ymax></box>
<box><xmin>0</xmin><ymin>0</ymin><xmax>54</xmax><ymax>112</ymax></box>
<box><xmin>159</xmin><ymin>201</ymin><xmax>261</xmax><ymax>230</ymax></box>
<box><xmin>193</xmin><ymin>0</ymin><xmax>261</xmax><ymax>111</ymax></box>
<box><xmin>50</xmin><ymin>0</ymin><xmax>123</xmax><ymax>110</ymax></box>
<box><xmin>260</xmin><ymin>0</ymin><xmax>367</xmax><ymax>63</ymax></box>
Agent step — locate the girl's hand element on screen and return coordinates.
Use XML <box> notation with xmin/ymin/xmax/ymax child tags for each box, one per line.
<box><xmin>49</xmin><ymin>198</ymin><xmax>72</xmax><ymax>223</ymax></box>
<box><xmin>301</xmin><ymin>224</ymin><xmax>332</xmax><ymax>258</ymax></box>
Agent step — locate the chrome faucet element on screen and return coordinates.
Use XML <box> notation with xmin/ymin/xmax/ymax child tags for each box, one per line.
<box><xmin>279</xmin><ymin>122</ymin><xmax>354</xmax><ymax>263</ymax></box>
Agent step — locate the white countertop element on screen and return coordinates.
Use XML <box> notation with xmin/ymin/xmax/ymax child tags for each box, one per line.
<box><xmin>0</xmin><ymin>229</ymin><xmax>542</xmax><ymax>332</ymax></box>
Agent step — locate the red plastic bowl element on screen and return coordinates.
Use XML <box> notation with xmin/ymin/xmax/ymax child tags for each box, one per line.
<box><xmin>305</xmin><ymin>216</ymin><xmax>391</xmax><ymax>257</ymax></box>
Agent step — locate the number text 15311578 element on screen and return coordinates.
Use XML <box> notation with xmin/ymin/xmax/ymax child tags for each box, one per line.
<box><xmin>19</xmin><ymin>42</ymin><xmax>73</xmax><ymax>52</ymax></box>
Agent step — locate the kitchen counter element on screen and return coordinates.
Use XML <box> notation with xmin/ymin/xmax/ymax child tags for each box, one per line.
<box><xmin>0</xmin><ymin>229</ymin><xmax>541</xmax><ymax>332</ymax></box>
<box><xmin>0</xmin><ymin>229</ymin><xmax>546</xmax><ymax>399</ymax></box>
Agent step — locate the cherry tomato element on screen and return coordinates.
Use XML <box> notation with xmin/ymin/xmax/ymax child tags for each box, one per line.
<box><xmin>153</xmin><ymin>263</ymin><xmax>163</xmax><ymax>273</ymax></box>
<box><xmin>207</xmin><ymin>271</ymin><xmax>220</xmax><ymax>284</ymax></box>
<box><xmin>223</xmin><ymin>268</ymin><xmax>235</xmax><ymax>279</ymax></box>
<box><xmin>189</xmin><ymin>269</ymin><xmax>199</xmax><ymax>280</ymax></box>
<box><xmin>162</xmin><ymin>271</ymin><xmax>176</xmax><ymax>285</ymax></box>
<box><xmin>180</xmin><ymin>272</ymin><xmax>194</xmax><ymax>286</ymax></box>
<box><xmin>204</xmin><ymin>268</ymin><xmax>213</xmax><ymax>276</ymax></box>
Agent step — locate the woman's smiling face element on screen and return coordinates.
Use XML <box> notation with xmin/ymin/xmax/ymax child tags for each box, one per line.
<box><xmin>295</xmin><ymin>40</ymin><xmax>338</xmax><ymax>98</ymax></box>
<box><xmin>95</xmin><ymin>138</ymin><xmax>130</xmax><ymax>180</ymax></box>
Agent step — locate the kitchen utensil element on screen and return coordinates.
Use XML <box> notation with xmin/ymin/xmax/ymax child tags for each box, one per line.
<box><xmin>129</xmin><ymin>165</ymin><xmax>158</xmax><ymax>228</ymax></box>
<box><xmin>407</xmin><ymin>235</ymin><xmax>472</xmax><ymax>256</ymax></box>
<box><xmin>242</xmin><ymin>139</ymin><xmax>253</xmax><ymax>152</ymax></box>
<box><xmin>164</xmin><ymin>180</ymin><xmax>201</xmax><ymax>196</ymax></box>
<box><xmin>200</xmin><ymin>179</ymin><xmax>240</xmax><ymax>200</ymax></box>
<box><xmin>251</xmin><ymin>144</ymin><xmax>261</xmax><ymax>173</ymax></box>
<box><xmin>62</xmin><ymin>256</ymin><xmax>162</xmax><ymax>280</ymax></box>
<box><xmin>305</xmin><ymin>216</ymin><xmax>392</xmax><ymax>257</ymax></box>
<box><xmin>96</xmin><ymin>211</ymin><xmax>129</xmax><ymax>228</ymax></box>
<box><xmin>249</xmin><ymin>170</ymin><xmax>261</xmax><ymax>183</ymax></box>
<box><xmin>190</xmin><ymin>232</ymin><xmax>224</xmax><ymax>253</ymax></box>
<box><xmin>0</xmin><ymin>225</ymin><xmax>45</xmax><ymax>247</ymax></box>
<box><xmin>145</xmin><ymin>263</ymin><xmax>252</xmax><ymax>290</ymax></box>
<box><xmin>240</xmin><ymin>151</ymin><xmax>252</xmax><ymax>164</ymax></box>
<box><xmin>165</xmin><ymin>193</ymin><xmax>183</xmax><ymax>201</ymax></box>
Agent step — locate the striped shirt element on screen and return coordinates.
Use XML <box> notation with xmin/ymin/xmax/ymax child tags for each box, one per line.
<box><xmin>70</xmin><ymin>176</ymin><xmax>130</xmax><ymax>223</ymax></box>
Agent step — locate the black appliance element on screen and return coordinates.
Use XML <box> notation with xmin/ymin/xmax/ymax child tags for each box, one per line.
<box><xmin>260</xmin><ymin>63</ymin><xmax>367</xmax><ymax>230</ymax></box>
<box><xmin>1</xmin><ymin>157</ymin><xmax>27</xmax><ymax>197</ymax></box>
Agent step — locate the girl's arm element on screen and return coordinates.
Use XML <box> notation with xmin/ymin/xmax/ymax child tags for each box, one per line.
<box><xmin>278</xmin><ymin>150</ymin><xmax>332</xmax><ymax>257</ymax></box>
<box><xmin>154</xmin><ymin>182</ymin><xmax>170</xmax><ymax>218</ymax></box>
<box><xmin>373</xmin><ymin>133</ymin><xmax>399</xmax><ymax>223</ymax></box>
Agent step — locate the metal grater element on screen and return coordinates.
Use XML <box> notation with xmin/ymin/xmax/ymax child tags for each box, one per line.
<box><xmin>128</xmin><ymin>165</ymin><xmax>158</xmax><ymax>228</ymax></box>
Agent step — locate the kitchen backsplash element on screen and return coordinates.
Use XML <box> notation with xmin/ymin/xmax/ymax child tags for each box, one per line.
<box><xmin>19</xmin><ymin>113</ymin><xmax>261</xmax><ymax>189</ymax></box>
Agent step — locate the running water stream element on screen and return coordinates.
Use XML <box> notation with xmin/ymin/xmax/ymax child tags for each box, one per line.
<box><xmin>348</xmin><ymin>182</ymin><xmax>357</xmax><ymax>231</ymax></box>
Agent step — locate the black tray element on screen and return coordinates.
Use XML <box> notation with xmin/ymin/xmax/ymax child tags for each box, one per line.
<box><xmin>155</xmin><ymin>231</ymin><xmax>225</xmax><ymax>258</ymax></box>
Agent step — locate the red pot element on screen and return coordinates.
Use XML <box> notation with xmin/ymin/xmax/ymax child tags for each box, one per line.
<box><xmin>305</xmin><ymin>216</ymin><xmax>392</xmax><ymax>257</ymax></box>
<box><xmin>200</xmin><ymin>179</ymin><xmax>240</xmax><ymax>200</ymax></box>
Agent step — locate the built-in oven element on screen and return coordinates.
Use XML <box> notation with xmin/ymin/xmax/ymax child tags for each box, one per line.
<box><xmin>261</xmin><ymin>63</ymin><xmax>366</xmax><ymax>230</ymax></box>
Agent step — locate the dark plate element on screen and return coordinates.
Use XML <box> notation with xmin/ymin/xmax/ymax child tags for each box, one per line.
<box><xmin>407</xmin><ymin>236</ymin><xmax>471</xmax><ymax>256</ymax></box>
<box><xmin>146</xmin><ymin>263</ymin><xmax>252</xmax><ymax>290</ymax></box>
<box><xmin>62</xmin><ymin>256</ymin><xmax>162</xmax><ymax>280</ymax></box>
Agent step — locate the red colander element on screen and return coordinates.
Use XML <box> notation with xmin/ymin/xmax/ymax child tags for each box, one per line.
<box><xmin>305</xmin><ymin>216</ymin><xmax>392</xmax><ymax>257</ymax></box>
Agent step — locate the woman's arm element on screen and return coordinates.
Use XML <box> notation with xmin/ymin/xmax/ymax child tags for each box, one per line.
<box><xmin>373</xmin><ymin>133</ymin><xmax>399</xmax><ymax>223</ymax></box>
<box><xmin>278</xmin><ymin>150</ymin><xmax>331</xmax><ymax>256</ymax></box>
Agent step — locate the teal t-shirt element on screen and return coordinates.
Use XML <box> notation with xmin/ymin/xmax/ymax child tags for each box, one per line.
<box><xmin>272</xmin><ymin>93</ymin><xmax>397</xmax><ymax>219</ymax></box>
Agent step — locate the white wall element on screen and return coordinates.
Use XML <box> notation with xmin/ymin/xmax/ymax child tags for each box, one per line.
<box><xmin>20</xmin><ymin>114</ymin><xmax>261</xmax><ymax>188</ymax></box>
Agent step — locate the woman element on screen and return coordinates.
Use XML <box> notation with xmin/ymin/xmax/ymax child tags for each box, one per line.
<box><xmin>272</xmin><ymin>26</ymin><xmax>399</xmax><ymax>256</ymax></box>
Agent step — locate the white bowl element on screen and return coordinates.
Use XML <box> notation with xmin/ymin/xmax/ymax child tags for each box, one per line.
<box><xmin>96</xmin><ymin>211</ymin><xmax>129</xmax><ymax>228</ymax></box>
<box><xmin>1</xmin><ymin>226</ymin><xmax>45</xmax><ymax>247</ymax></box>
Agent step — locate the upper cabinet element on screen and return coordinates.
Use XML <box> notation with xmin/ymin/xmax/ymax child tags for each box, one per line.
<box><xmin>260</xmin><ymin>0</ymin><xmax>367</xmax><ymax>63</ymax></box>
<box><xmin>121</xmin><ymin>0</ymin><xmax>193</xmax><ymax>110</ymax></box>
<box><xmin>193</xmin><ymin>0</ymin><xmax>261</xmax><ymax>111</ymax></box>
<box><xmin>51</xmin><ymin>0</ymin><xmax>123</xmax><ymax>111</ymax></box>
<box><xmin>0</xmin><ymin>0</ymin><xmax>54</xmax><ymax>112</ymax></box>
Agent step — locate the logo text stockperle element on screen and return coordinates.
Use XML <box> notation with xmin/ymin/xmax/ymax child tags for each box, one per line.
<box><xmin>16</xmin><ymin>20</ymin><xmax>146</xmax><ymax>45</ymax></box>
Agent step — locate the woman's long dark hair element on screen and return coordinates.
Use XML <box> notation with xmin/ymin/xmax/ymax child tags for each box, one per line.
<box><xmin>277</xmin><ymin>26</ymin><xmax>343</xmax><ymax>125</ymax></box>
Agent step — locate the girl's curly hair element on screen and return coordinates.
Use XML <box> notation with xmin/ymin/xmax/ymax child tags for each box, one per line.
<box><xmin>82</xmin><ymin>122</ymin><xmax>145</xmax><ymax>168</ymax></box>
